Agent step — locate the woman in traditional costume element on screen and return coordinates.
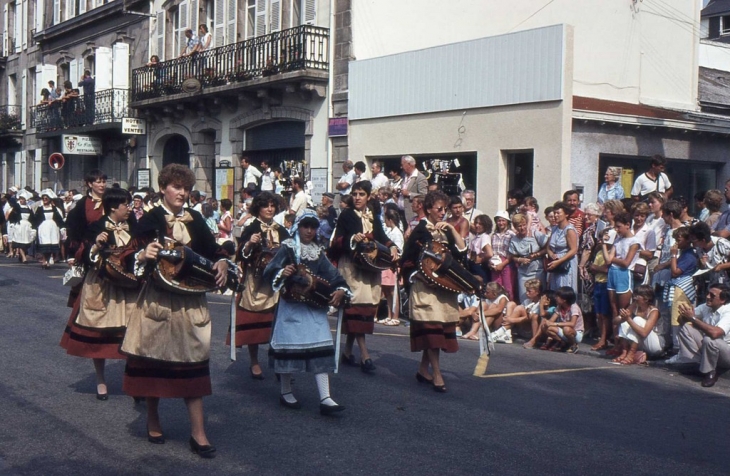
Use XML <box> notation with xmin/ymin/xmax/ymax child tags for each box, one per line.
<box><xmin>227</xmin><ymin>191</ymin><xmax>289</xmax><ymax>379</ymax></box>
<box><xmin>263</xmin><ymin>210</ymin><xmax>350</xmax><ymax>414</ymax></box>
<box><xmin>121</xmin><ymin>164</ymin><xmax>229</xmax><ymax>458</ymax></box>
<box><xmin>331</xmin><ymin>181</ymin><xmax>397</xmax><ymax>372</ymax></box>
<box><xmin>63</xmin><ymin>187</ymin><xmax>137</xmax><ymax>400</ymax></box>
<box><xmin>32</xmin><ymin>189</ymin><xmax>65</xmax><ymax>269</ymax></box>
<box><xmin>400</xmin><ymin>190</ymin><xmax>467</xmax><ymax>393</ymax></box>
<box><xmin>8</xmin><ymin>190</ymin><xmax>35</xmax><ymax>263</ymax></box>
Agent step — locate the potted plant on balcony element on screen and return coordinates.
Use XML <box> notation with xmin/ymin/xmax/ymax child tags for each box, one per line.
<box><xmin>0</xmin><ymin>109</ymin><xmax>21</xmax><ymax>131</ymax></box>
<box><xmin>262</xmin><ymin>57</ymin><xmax>279</xmax><ymax>77</ymax></box>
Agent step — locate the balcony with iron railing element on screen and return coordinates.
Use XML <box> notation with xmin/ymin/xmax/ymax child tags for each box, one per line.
<box><xmin>0</xmin><ymin>105</ymin><xmax>22</xmax><ymax>131</ymax></box>
<box><xmin>30</xmin><ymin>89</ymin><xmax>131</xmax><ymax>135</ymax></box>
<box><xmin>131</xmin><ymin>25</ymin><xmax>329</xmax><ymax>105</ymax></box>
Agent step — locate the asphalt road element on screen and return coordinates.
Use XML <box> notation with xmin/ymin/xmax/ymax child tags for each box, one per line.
<box><xmin>0</xmin><ymin>259</ymin><xmax>729</xmax><ymax>475</ymax></box>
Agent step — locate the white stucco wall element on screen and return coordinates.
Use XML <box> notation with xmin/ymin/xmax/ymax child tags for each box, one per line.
<box><xmin>699</xmin><ymin>38</ymin><xmax>730</xmax><ymax>71</ymax></box>
<box><xmin>352</xmin><ymin>0</ymin><xmax>700</xmax><ymax>110</ymax></box>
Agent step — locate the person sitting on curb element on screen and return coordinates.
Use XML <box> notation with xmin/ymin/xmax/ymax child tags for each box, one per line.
<box><xmin>539</xmin><ymin>286</ymin><xmax>585</xmax><ymax>353</ymax></box>
<box><xmin>612</xmin><ymin>285</ymin><xmax>664</xmax><ymax>365</ymax></box>
<box><xmin>462</xmin><ymin>282</ymin><xmax>515</xmax><ymax>342</ymax></box>
<box><xmin>521</xmin><ymin>289</ymin><xmax>557</xmax><ymax>349</ymax></box>
<box><xmin>497</xmin><ymin>279</ymin><xmax>543</xmax><ymax>346</ymax></box>
<box><xmin>673</xmin><ymin>284</ymin><xmax>730</xmax><ymax>388</ymax></box>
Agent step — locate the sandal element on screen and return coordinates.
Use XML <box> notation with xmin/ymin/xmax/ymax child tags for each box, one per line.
<box><xmin>462</xmin><ymin>334</ymin><xmax>479</xmax><ymax>341</ymax></box>
<box><xmin>591</xmin><ymin>343</ymin><xmax>608</xmax><ymax>351</ymax></box>
<box><xmin>611</xmin><ymin>353</ymin><xmax>627</xmax><ymax>363</ymax></box>
<box><xmin>606</xmin><ymin>347</ymin><xmax>623</xmax><ymax>357</ymax></box>
<box><xmin>383</xmin><ymin>319</ymin><xmax>400</xmax><ymax>326</ymax></box>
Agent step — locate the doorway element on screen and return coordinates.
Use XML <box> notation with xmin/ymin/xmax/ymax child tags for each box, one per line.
<box><xmin>162</xmin><ymin>134</ymin><xmax>191</xmax><ymax>167</ymax></box>
<box><xmin>506</xmin><ymin>151</ymin><xmax>534</xmax><ymax>198</ymax></box>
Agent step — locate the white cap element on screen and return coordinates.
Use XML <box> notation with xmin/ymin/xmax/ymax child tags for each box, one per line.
<box><xmin>18</xmin><ymin>190</ymin><xmax>33</xmax><ymax>200</ymax></box>
<box><xmin>40</xmin><ymin>188</ymin><xmax>57</xmax><ymax>200</ymax></box>
<box><xmin>133</xmin><ymin>192</ymin><xmax>145</xmax><ymax>199</ymax></box>
<box><xmin>8</xmin><ymin>186</ymin><xmax>18</xmax><ymax>193</ymax></box>
<box><xmin>73</xmin><ymin>194</ymin><xmax>84</xmax><ymax>201</ymax></box>
<box><xmin>494</xmin><ymin>210</ymin><xmax>511</xmax><ymax>222</ymax></box>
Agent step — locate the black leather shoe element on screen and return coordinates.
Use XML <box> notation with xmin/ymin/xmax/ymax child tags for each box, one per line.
<box><xmin>189</xmin><ymin>437</ymin><xmax>216</xmax><ymax>459</ymax></box>
<box><xmin>702</xmin><ymin>370</ymin><xmax>719</xmax><ymax>388</ymax></box>
<box><xmin>416</xmin><ymin>372</ymin><xmax>433</xmax><ymax>384</ymax></box>
<box><xmin>341</xmin><ymin>354</ymin><xmax>357</xmax><ymax>367</ymax></box>
<box><xmin>147</xmin><ymin>432</ymin><xmax>165</xmax><ymax>444</ymax></box>
<box><xmin>96</xmin><ymin>392</ymin><xmax>108</xmax><ymax>401</ymax></box>
<box><xmin>279</xmin><ymin>393</ymin><xmax>302</xmax><ymax>410</ymax></box>
<box><xmin>250</xmin><ymin>367</ymin><xmax>265</xmax><ymax>380</ymax></box>
<box><xmin>432</xmin><ymin>381</ymin><xmax>447</xmax><ymax>393</ymax></box>
<box><xmin>320</xmin><ymin>400</ymin><xmax>346</xmax><ymax>415</ymax></box>
<box><xmin>360</xmin><ymin>359</ymin><xmax>376</xmax><ymax>373</ymax></box>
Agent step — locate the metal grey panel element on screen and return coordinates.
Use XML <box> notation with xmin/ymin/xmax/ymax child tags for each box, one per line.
<box><xmin>350</xmin><ymin>24</ymin><xmax>565</xmax><ymax>120</ymax></box>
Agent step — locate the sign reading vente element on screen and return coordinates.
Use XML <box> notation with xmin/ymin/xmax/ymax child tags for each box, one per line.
<box><xmin>122</xmin><ymin>118</ymin><xmax>147</xmax><ymax>135</ymax></box>
<box><xmin>62</xmin><ymin>135</ymin><xmax>103</xmax><ymax>155</ymax></box>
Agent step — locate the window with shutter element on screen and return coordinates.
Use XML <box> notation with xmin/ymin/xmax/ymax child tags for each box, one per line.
<box><xmin>190</xmin><ymin>0</ymin><xmax>198</xmax><ymax>37</ymax></box>
<box><xmin>245</xmin><ymin>0</ymin><xmax>255</xmax><ymax>39</ymax></box>
<box><xmin>112</xmin><ymin>43</ymin><xmax>130</xmax><ymax>89</ymax></box>
<box><xmin>69</xmin><ymin>58</ymin><xmax>79</xmax><ymax>86</ymax></box>
<box><xmin>53</xmin><ymin>0</ymin><xmax>59</xmax><ymax>24</ymax></box>
<box><xmin>226</xmin><ymin>0</ymin><xmax>237</xmax><ymax>44</ymax></box>
<box><xmin>66</xmin><ymin>0</ymin><xmax>74</xmax><ymax>21</ymax></box>
<box><xmin>269</xmin><ymin>0</ymin><xmax>279</xmax><ymax>32</ymax></box>
<box><xmin>35</xmin><ymin>0</ymin><xmax>44</xmax><ymax>32</ymax></box>
<box><xmin>156</xmin><ymin>11</ymin><xmax>165</xmax><ymax>59</ymax></box>
<box><xmin>34</xmin><ymin>149</ymin><xmax>41</xmax><ymax>191</ymax></box>
<box><xmin>178</xmin><ymin>1</ymin><xmax>189</xmax><ymax>55</ymax></box>
<box><xmin>95</xmin><ymin>47</ymin><xmax>112</xmax><ymax>90</ymax></box>
<box><xmin>79</xmin><ymin>0</ymin><xmax>86</xmax><ymax>15</ymax></box>
<box><xmin>214</xmin><ymin>0</ymin><xmax>224</xmax><ymax>47</ymax></box>
<box><xmin>291</xmin><ymin>0</ymin><xmax>301</xmax><ymax>27</ymax></box>
<box><xmin>303</xmin><ymin>0</ymin><xmax>314</xmax><ymax>25</ymax></box>
<box><xmin>42</xmin><ymin>64</ymin><xmax>57</xmax><ymax>94</ymax></box>
<box><xmin>21</xmin><ymin>72</ymin><xmax>26</xmax><ymax>128</ymax></box>
<box><xmin>35</xmin><ymin>67</ymin><xmax>43</xmax><ymax>105</ymax></box>
<box><xmin>21</xmin><ymin>0</ymin><xmax>27</xmax><ymax>50</ymax></box>
<box><xmin>14</xmin><ymin>0</ymin><xmax>20</xmax><ymax>52</ymax></box>
<box><xmin>3</xmin><ymin>5</ymin><xmax>8</xmax><ymax>56</ymax></box>
<box><xmin>255</xmin><ymin>0</ymin><xmax>266</xmax><ymax>36</ymax></box>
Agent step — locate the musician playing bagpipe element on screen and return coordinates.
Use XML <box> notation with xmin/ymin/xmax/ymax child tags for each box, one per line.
<box><xmin>120</xmin><ymin>164</ymin><xmax>230</xmax><ymax>458</ymax></box>
<box><xmin>330</xmin><ymin>180</ymin><xmax>398</xmax><ymax>373</ymax></box>
<box><xmin>62</xmin><ymin>187</ymin><xmax>139</xmax><ymax>401</ymax></box>
<box><xmin>400</xmin><ymin>190</ymin><xmax>469</xmax><ymax>393</ymax></box>
<box><xmin>263</xmin><ymin>210</ymin><xmax>350</xmax><ymax>414</ymax></box>
<box><xmin>226</xmin><ymin>191</ymin><xmax>289</xmax><ymax>379</ymax></box>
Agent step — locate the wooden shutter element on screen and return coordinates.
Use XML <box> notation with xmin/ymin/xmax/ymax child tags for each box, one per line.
<box><xmin>112</xmin><ymin>43</ymin><xmax>130</xmax><ymax>89</ymax></box>
<box><xmin>21</xmin><ymin>0</ymin><xmax>27</xmax><ymax>49</ymax></box>
<box><xmin>95</xmin><ymin>46</ymin><xmax>112</xmax><ymax>90</ymax></box>
<box><xmin>710</xmin><ymin>16</ymin><xmax>721</xmax><ymax>39</ymax></box>
<box><xmin>21</xmin><ymin>71</ymin><xmax>26</xmax><ymax>128</ymax></box>
<box><xmin>226</xmin><ymin>0</ymin><xmax>237</xmax><ymax>44</ymax></box>
<box><xmin>69</xmin><ymin>58</ymin><xmax>79</xmax><ymax>85</ymax></box>
<box><xmin>3</xmin><ymin>5</ymin><xmax>8</xmax><ymax>55</ymax></box>
<box><xmin>79</xmin><ymin>0</ymin><xmax>86</xmax><ymax>15</ymax></box>
<box><xmin>66</xmin><ymin>0</ymin><xmax>74</xmax><ymax>21</ymax></box>
<box><xmin>269</xmin><ymin>0</ymin><xmax>279</xmax><ymax>32</ymax></box>
<box><xmin>254</xmin><ymin>0</ymin><xmax>266</xmax><ymax>36</ymax></box>
<box><xmin>34</xmin><ymin>149</ymin><xmax>41</xmax><ymax>191</ymax></box>
<box><xmin>156</xmin><ymin>11</ymin><xmax>165</xmax><ymax>60</ymax></box>
<box><xmin>178</xmin><ymin>0</ymin><xmax>188</xmax><ymax>55</ymax></box>
<box><xmin>35</xmin><ymin>0</ymin><xmax>43</xmax><ymax>32</ymax></box>
<box><xmin>189</xmin><ymin>0</ymin><xmax>198</xmax><ymax>40</ymax></box>
<box><xmin>213</xmin><ymin>0</ymin><xmax>224</xmax><ymax>47</ymax></box>
<box><xmin>42</xmin><ymin>64</ymin><xmax>57</xmax><ymax>93</ymax></box>
<box><xmin>35</xmin><ymin>67</ymin><xmax>43</xmax><ymax>106</ymax></box>
<box><xmin>14</xmin><ymin>0</ymin><xmax>20</xmax><ymax>52</ymax></box>
<box><xmin>53</xmin><ymin>0</ymin><xmax>59</xmax><ymax>24</ymax></box>
<box><xmin>303</xmin><ymin>0</ymin><xmax>315</xmax><ymax>25</ymax></box>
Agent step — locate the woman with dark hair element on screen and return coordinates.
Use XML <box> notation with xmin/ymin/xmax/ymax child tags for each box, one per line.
<box><xmin>540</xmin><ymin>286</ymin><xmax>584</xmax><ymax>353</ymax></box>
<box><xmin>331</xmin><ymin>180</ymin><xmax>397</xmax><ymax>373</ymax></box>
<box><xmin>445</xmin><ymin>195</ymin><xmax>469</xmax><ymax>239</ymax></box>
<box><xmin>401</xmin><ymin>190</ymin><xmax>467</xmax><ymax>392</ymax></box>
<box><xmin>217</xmin><ymin>198</ymin><xmax>233</xmax><ymax>243</ymax></box>
<box><xmin>507</xmin><ymin>189</ymin><xmax>525</xmax><ymax>218</ymax></box>
<box><xmin>546</xmin><ymin>201</ymin><xmax>579</xmax><ymax>291</ymax></box>
<box><xmin>702</xmin><ymin>190</ymin><xmax>723</xmax><ymax>228</ymax></box>
<box><xmin>8</xmin><ymin>191</ymin><xmax>34</xmax><ymax>263</ymax></box>
<box><xmin>121</xmin><ymin>164</ymin><xmax>229</xmax><ymax>458</ymax></box>
<box><xmin>62</xmin><ymin>187</ymin><xmax>136</xmax><ymax>400</ymax></box>
<box><xmin>32</xmin><ymin>189</ymin><xmax>65</xmax><ymax>269</ymax></box>
<box><xmin>467</xmin><ymin>214</ymin><xmax>493</xmax><ymax>281</ymax></box>
<box><xmin>263</xmin><ymin>210</ymin><xmax>350</xmax><ymax>413</ymax></box>
<box><xmin>226</xmin><ymin>191</ymin><xmax>289</xmax><ymax>379</ymax></box>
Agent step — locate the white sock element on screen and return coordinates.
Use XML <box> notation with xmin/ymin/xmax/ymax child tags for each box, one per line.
<box><xmin>280</xmin><ymin>373</ymin><xmax>297</xmax><ymax>403</ymax></box>
<box><xmin>315</xmin><ymin>373</ymin><xmax>337</xmax><ymax>406</ymax></box>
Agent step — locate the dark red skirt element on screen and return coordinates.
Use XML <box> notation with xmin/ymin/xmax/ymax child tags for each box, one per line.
<box><xmin>410</xmin><ymin>321</ymin><xmax>459</xmax><ymax>353</ymax></box>
<box><xmin>342</xmin><ymin>305</ymin><xmax>377</xmax><ymax>335</ymax></box>
<box><xmin>226</xmin><ymin>308</ymin><xmax>274</xmax><ymax>347</ymax></box>
<box><xmin>60</xmin><ymin>295</ymin><xmax>125</xmax><ymax>360</ymax></box>
<box><xmin>123</xmin><ymin>357</ymin><xmax>212</xmax><ymax>398</ymax></box>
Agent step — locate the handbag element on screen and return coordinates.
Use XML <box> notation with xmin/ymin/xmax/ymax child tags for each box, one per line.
<box><xmin>633</xmin><ymin>258</ymin><xmax>647</xmax><ymax>283</ymax></box>
<box><xmin>63</xmin><ymin>265</ymin><xmax>85</xmax><ymax>287</ymax></box>
<box><xmin>545</xmin><ymin>257</ymin><xmax>570</xmax><ymax>275</ymax></box>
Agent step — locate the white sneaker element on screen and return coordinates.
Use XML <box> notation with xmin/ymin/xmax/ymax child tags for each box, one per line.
<box><xmin>49</xmin><ymin>256</ymin><xmax>54</xmax><ymax>265</ymax></box>
<box><xmin>495</xmin><ymin>328</ymin><xmax>513</xmax><ymax>344</ymax></box>
<box><xmin>455</xmin><ymin>328</ymin><xmax>463</xmax><ymax>337</ymax></box>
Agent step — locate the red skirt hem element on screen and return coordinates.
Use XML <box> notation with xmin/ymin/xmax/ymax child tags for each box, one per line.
<box><xmin>123</xmin><ymin>357</ymin><xmax>211</xmax><ymax>398</ymax></box>
<box><xmin>410</xmin><ymin>321</ymin><xmax>459</xmax><ymax>353</ymax></box>
<box><xmin>225</xmin><ymin>308</ymin><xmax>274</xmax><ymax>346</ymax></box>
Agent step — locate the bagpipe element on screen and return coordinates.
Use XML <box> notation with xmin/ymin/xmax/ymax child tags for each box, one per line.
<box><xmin>353</xmin><ymin>239</ymin><xmax>396</xmax><ymax>272</ymax></box>
<box><xmin>153</xmin><ymin>238</ymin><xmax>242</xmax><ymax>295</ymax></box>
<box><xmin>418</xmin><ymin>240</ymin><xmax>483</xmax><ymax>295</ymax></box>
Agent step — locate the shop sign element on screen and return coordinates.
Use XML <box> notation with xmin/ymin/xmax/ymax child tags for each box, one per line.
<box><xmin>122</xmin><ymin>118</ymin><xmax>147</xmax><ymax>135</ymax></box>
<box><xmin>62</xmin><ymin>135</ymin><xmax>103</xmax><ymax>155</ymax></box>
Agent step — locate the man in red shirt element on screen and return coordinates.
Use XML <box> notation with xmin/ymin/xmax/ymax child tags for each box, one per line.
<box><xmin>563</xmin><ymin>190</ymin><xmax>585</xmax><ymax>238</ymax></box>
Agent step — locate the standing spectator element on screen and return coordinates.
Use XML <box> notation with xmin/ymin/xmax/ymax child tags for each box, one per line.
<box><xmin>370</xmin><ymin>161</ymin><xmax>389</xmax><ymax>192</ymax></box>
<box><xmin>48</xmin><ymin>80</ymin><xmax>59</xmax><ymax>100</ymax></box>
<box><xmin>446</xmin><ymin>195</ymin><xmax>469</xmax><ymax>239</ymax></box>
<box><xmin>259</xmin><ymin>160</ymin><xmax>275</xmax><ymax>192</ymax></box>
<box><xmin>217</xmin><ymin>199</ymin><xmax>233</xmax><ymax>243</ymax></box>
<box><xmin>506</xmin><ymin>189</ymin><xmax>525</xmax><ymax>218</ymax></box>
<box><xmin>587</xmin><ymin>230</ymin><xmax>612</xmax><ymax>351</ymax></box>
<box><xmin>461</xmin><ymin>189</ymin><xmax>484</xmax><ymax>227</ymax></box>
<box><xmin>490</xmin><ymin>211</ymin><xmax>516</xmax><ymax>300</ymax></box>
<box><xmin>546</xmin><ymin>201</ymin><xmax>579</xmax><ymax>292</ymax></box>
<box><xmin>336</xmin><ymin>160</ymin><xmax>356</xmax><ymax>197</ymax></box>
<box><xmin>202</xmin><ymin>201</ymin><xmax>218</xmax><ymax>236</ymax></box>
<box><xmin>564</xmin><ymin>190</ymin><xmax>586</xmax><ymax>238</ymax></box>
<box><xmin>78</xmin><ymin>69</ymin><xmax>95</xmax><ymax>125</ymax></box>
<box><xmin>388</xmin><ymin>168</ymin><xmax>403</xmax><ymax>196</ymax></box>
<box><xmin>702</xmin><ymin>190</ymin><xmax>723</xmax><ymax>229</ymax></box>
<box><xmin>631</xmin><ymin>154</ymin><xmax>673</xmax><ymax>201</ymax></box>
<box><xmin>467</xmin><ymin>214</ymin><xmax>493</xmax><ymax>282</ymax></box>
<box><xmin>32</xmin><ymin>189</ymin><xmax>65</xmax><ymax>269</ymax></box>
<box><xmin>711</xmin><ymin>179</ymin><xmax>730</xmax><ymax>238</ymax></box>
<box><xmin>240</xmin><ymin>156</ymin><xmax>262</xmax><ymax>190</ymax></box>
<box><xmin>288</xmin><ymin>178</ymin><xmax>307</xmax><ymax>216</ymax></box>
<box><xmin>597</xmin><ymin>167</ymin><xmax>626</xmax><ymax>204</ymax></box>
<box><xmin>578</xmin><ymin>203</ymin><xmax>602</xmax><ymax>281</ymax></box>
<box><xmin>179</xmin><ymin>28</ymin><xmax>199</xmax><ymax>57</ymax></box>
<box><xmin>196</xmin><ymin>24</ymin><xmax>212</xmax><ymax>52</ymax></box>
<box><xmin>380</xmin><ymin>208</ymin><xmax>404</xmax><ymax>326</ymax></box>
<box><xmin>630</xmin><ymin>202</ymin><xmax>657</xmax><ymax>286</ymax></box>
<box><xmin>662</xmin><ymin>227</ymin><xmax>698</xmax><ymax>351</ymax></box>
<box><xmin>509</xmin><ymin>213</ymin><xmax>547</xmax><ymax>303</ymax></box>
<box><xmin>695</xmin><ymin>190</ymin><xmax>709</xmax><ymax>223</ymax></box>
<box><xmin>400</xmin><ymin>155</ymin><xmax>428</xmax><ymax>224</ymax></box>
<box><xmin>674</xmin><ymin>284</ymin><xmax>730</xmax><ymax>387</ymax></box>
<box><xmin>353</xmin><ymin>161</ymin><xmax>367</xmax><ymax>183</ymax></box>
<box><xmin>189</xmin><ymin>190</ymin><xmax>203</xmax><ymax>213</ymax></box>
<box><xmin>405</xmin><ymin>196</ymin><xmax>425</xmax><ymax>239</ymax></box>
<box><xmin>321</xmin><ymin>192</ymin><xmax>337</xmax><ymax>228</ymax></box>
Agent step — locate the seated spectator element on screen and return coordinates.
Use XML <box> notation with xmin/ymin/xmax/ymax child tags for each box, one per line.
<box><xmin>661</xmin><ymin>227</ymin><xmax>698</xmax><ymax>350</ymax></box>
<box><xmin>613</xmin><ymin>285</ymin><xmax>663</xmax><ymax>365</ymax></box>
<box><xmin>672</xmin><ymin>284</ymin><xmax>730</xmax><ymax>387</ymax></box>
<box><xmin>539</xmin><ymin>286</ymin><xmax>585</xmax><ymax>353</ymax></box>
<box><xmin>522</xmin><ymin>288</ymin><xmax>557</xmax><ymax>349</ymax></box>
<box><xmin>462</xmin><ymin>282</ymin><xmax>514</xmax><ymax>341</ymax></box>
<box><xmin>498</xmin><ymin>279</ymin><xmax>543</xmax><ymax>346</ymax></box>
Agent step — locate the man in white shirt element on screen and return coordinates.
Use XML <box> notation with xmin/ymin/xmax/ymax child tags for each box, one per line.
<box><xmin>675</xmin><ymin>284</ymin><xmax>730</xmax><ymax>387</ymax></box>
<box><xmin>461</xmin><ymin>190</ymin><xmax>484</xmax><ymax>225</ymax></box>
<box><xmin>260</xmin><ymin>160</ymin><xmax>274</xmax><ymax>192</ymax></box>
<box><xmin>631</xmin><ymin>154</ymin><xmax>673</xmax><ymax>201</ymax></box>
<box><xmin>400</xmin><ymin>155</ymin><xmax>428</xmax><ymax>223</ymax></box>
<box><xmin>336</xmin><ymin>160</ymin><xmax>355</xmax><ymax>196</ymax></box>
<box><xmin>288</xmin><ymin>178</ymin><xmax>308</xmax><ymax>217</ymax></box>
<box><xmin>240</xmin><ymin>156</ymin><xmax>262</xmax><ymax>191</ymax></box>
<box><xmin>370</xmin><ymin>161</ymin><xmax>389</xmax><ymax>192</ymax></box>
<box><xmin>190</xmin><ymin>190</ymin><xmax>203</xmax><ymax>213</ymax></box>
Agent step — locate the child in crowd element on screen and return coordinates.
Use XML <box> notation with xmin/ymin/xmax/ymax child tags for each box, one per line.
<box><xmin>462</xmin><ymin>282</ymin><xmax>515</xmax><ymax>342</ymax></box>
<box><xmin>496</xmin><ymin>279</ymin><xmax>544</xmax><ymax>346</ymax></box>
<box><xmin>613</xmin><ymin>285</ymin><xmax>663</xmax><ymax>365</ymax></box>
<box><xmin>380</xmin><ymin>208</ymin><xmax>404</xmax><ymax>326</ymax></box>
<box><xmin>588</xmin><ymin>228</ymin><xmax>612</xmax><ymax>351</ymax></box>
<box><xmin>539</xmin><ymin>286</ymin><xmax>585</xmax><ymax>353</ymax></box>
<box><xmin>490</xmin><ymin>211</ymin><xmax>515</xmax><ymax>300</ymax></box>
